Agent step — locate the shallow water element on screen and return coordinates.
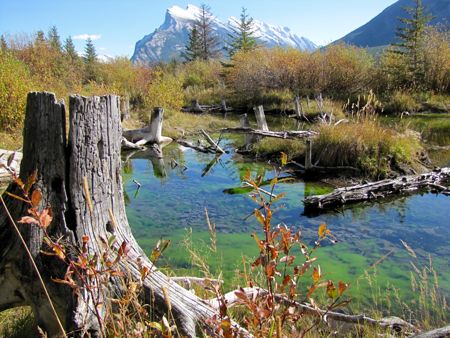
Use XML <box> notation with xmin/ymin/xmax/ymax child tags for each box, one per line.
<box><xmin>124</xmin><ymin>115</ymin><xmax>449</xmax><ymax>317</ymax></box>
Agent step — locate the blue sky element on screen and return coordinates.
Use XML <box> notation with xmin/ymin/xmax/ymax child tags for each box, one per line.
<box><xmin>0</xmin><ymin>0</ymin><xmax>398</xmax><ymax>57</ymax></box>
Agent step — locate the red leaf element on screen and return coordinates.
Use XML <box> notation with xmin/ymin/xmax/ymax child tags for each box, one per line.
<box><xmin>18</xmin><ymin>216</ymin><xmax>39</xmax><ymax>225</ymax></box>
<box><xmin>31</xmin><ymin>189</ymin><xmax>42</xmax><ymax>208</ymax></box>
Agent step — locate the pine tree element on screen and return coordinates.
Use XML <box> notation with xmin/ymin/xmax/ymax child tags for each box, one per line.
<box><xmin>48</xmin><ymin>25</ymin><xmax>62</xmax><ymax>51</ymax></box>
<box><xmin>83</xmin><ymin>38</ymin><xmax>98</xmax><ymax>81</ymax></box>
<box><xmin>64</xmin><ymin>36</ymin><xmax>78</xmax><ymax>61</ymax></box>
<box><xmin>195</xmin><ymin>4</ymin><xmax>221</xmax><ymax>60</ymax></box>
<box><xmin>0</xmin><ymin>35</ymin><xmax>7</xmax><ymax>51</ymax></box>
<box><xmin>35</xmin><ymin>30</ymin><xmax>46</xmax><ymax>45</ymax></box>
<box><xmin>226</xmin><ymin>8</ymin><xmax>257</xmax><ymax>57</ymax></box>
<box><xmin>392</xmin><ymin>0</ymin><xmax>433</xmax><ymax>89</ymax></box>
<box><xmin>183</xmin><ymin>25</ymin><xmax>202</xmax><ymax>61</ymax></box>
<box><xmin>83</xmin><ymin>37</ymin><xmax>97</xmax><ymax>64</ymax></box>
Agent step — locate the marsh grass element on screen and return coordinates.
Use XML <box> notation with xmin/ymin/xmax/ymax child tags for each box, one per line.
<box><xmin>313</xmin><ymin>119</ymin><xmax>423</xmax><ymax>178</ymax></box>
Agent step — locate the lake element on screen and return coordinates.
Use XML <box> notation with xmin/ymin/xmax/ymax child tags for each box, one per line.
<box><xmin>123</xmin><ymin>114</ymin><xmax>450</xmax><ymax>320</ymax></box>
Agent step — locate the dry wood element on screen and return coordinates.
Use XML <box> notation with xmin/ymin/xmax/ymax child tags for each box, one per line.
<box><xmin>177</xmin><ymin>139</ymin><xmax>216</xmax><ymax>153</ymax></box>
<box><xmin>303</xmin><ymin>167</ymin><xmax>450</xmax><ymax>212</ymax></box>
<box><xmin>0</xmin><ymin>150</ymin><xmax>22</xmax><ymax>184</ymax></box>
<box><xmin>121</xmin><ymin>137</ymin><xmax>146</xmax><ymax>150</ymax></box>
<box><xmin>243</xmin><ymin>181</ymin><xmax>277</xmax><ymax>198</ymax></box>
<box><xmin>409</xmin><ymin>325</ymin><xmax>450</xmax><ymax>338</ymax></box>
<box><xmin>122</xmin><ymin>107</ymin><xmax>172</xmax><ymax>146</ymax></box>
<box><xmin>200</xmin><ymin>129</ymin><xmax>225</xmax><ymax>153</ymax></box>
<box><xmin>254</xmin><ymin>105</ymin><xmax>269</xmax><ymax>131</ymax></box>
<box><xmin>170</xmin><ymin>276</ymin><xmax>223</xmax><ymax>287</ymax></box>
<box><xmin>220</xmin><ymin>127</ymin><xmax>318</xmax><ymax>139</ymax></box>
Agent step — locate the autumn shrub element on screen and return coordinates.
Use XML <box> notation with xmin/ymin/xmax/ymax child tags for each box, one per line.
<box><xmin>422</xmin><ymin>27</ymin><xmax>450</xmax><ymax>93</ymax></box>
<box><xmin>142</xmin><ymin>69</ymin><xmax>184</xmax><ymax>120</ymax></box>
<box><xmin>0</xmin><ymin>50</ymin><xmax>32</xmax><ymax>130</ymax></box>
<box><xmin>319</xmin><ymin>44</ymin><xmax>375</xmax><ymax>99</ymax></box>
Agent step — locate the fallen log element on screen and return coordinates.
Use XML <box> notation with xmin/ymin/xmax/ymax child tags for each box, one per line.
<box><xmin>176</xmin><ymin>139</ymin><xmax>216</xmax><ymax>153</ymax></box>
<box><xmin>0</xmin><ymin>150</ymin><xmax>22</xmax><ymax>184</ymax></box>
<box><xmin>409</xmin><ymin>325</ymin><xmax>450</xmax><ymax>338</ymax></box>
<box><xmin>220</xmin><ymin>127</ymin><xmax>318</xmax><ymax>140</ymax></box>
<box><xmin>303</xmin><ymin>167</ymin><xmax>450</xmax><ymax>212</ymax></box>
<box><xmin>200</xmin><ymin>129</ymin><xmax>225</xmax><ymax>154</ymax></box>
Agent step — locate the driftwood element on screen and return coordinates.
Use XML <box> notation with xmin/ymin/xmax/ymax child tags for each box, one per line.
<box><xmin>0</xmin><ymin>150</ymin><xmax>22</xmax><ymax>185</ymax></box>
<box><xmin>122</xmin><ymin>107</ymin><xmax>172</xmax><ymax>146</ymax></box>
<box><xmin>0</xmin><ymin>92</ymin><xmax>245</xmax><ymax>337</ymax></box>
<box><xmin>200</xmin><ymin>129</ymin><xmax>225</xmax><ymax>154</ymax></box>
<box><xmin>181</xmin><ymin>99</ymin><xmax>231</xmax><ymax>113</ymax></box>
<box><xmin>220</xmin><ymin>127</ymin><xmax>318</xmax><ymax>140</ymax></box>
<box><xmin>303</xmin><ymin>167</ymin><xmax>450</xmax><ymax>212</ymax></box>
<box><xmin>177</xmin><ymin>140</ymin><xmax>216</xmax><ymax>154</ymax></box>
<box><xmin>409</xmin><ymin>325</ymin><xmax>450</xmax><ymax>338</ymax></box>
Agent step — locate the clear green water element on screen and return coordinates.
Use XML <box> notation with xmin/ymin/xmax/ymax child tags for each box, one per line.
<box><xmin>123</xmin><ymin>115</ymin><xmax>449</xmax><ymax>318</ymax></box>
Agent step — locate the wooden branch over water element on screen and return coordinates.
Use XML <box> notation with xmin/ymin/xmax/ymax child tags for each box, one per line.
<box><xmin>219</xmin><ymin>127</ymin><xmax>318</xmax><ymax>139</ymax></box>
<box><xmin>303</xmin><ymin>167</ymin><xmax>450</xmax><ymax>212</ymax></box>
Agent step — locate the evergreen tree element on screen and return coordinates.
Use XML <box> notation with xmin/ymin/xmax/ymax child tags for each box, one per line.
<box><xmin>0</xmin><ymin>35</ymin><xmax>7</xmax><ymax>51</ymax></box>
<box><xmin>48</xmin><ymin>25</ymin><xmax>62</xmax><ymax>51</ymax></box>
<box><xmin>196</xmin><ymin>4</ymin><xmax>221</xmax><ymax>60</ymax></box>
<box><xmin>64</xmin><ymin>36</ymin><xmax>78</xmax><ymax>61</ymax></box>
<box><xmin>83</xmin><ymin>37</ymin><xmax>97</xmax><ymax>64</ymax></box>
<box><xmin>226</xmin><ymin>8</ymin><xmax>257</xmax><ymax>57</ymax></box>
<box><xmin>83</xmin><ymin>38</ymin><xmax>98</xmax><ymax>81</ymax></box>
<box><xmin>183</xmin><ymin>25</ymin><xmax>202</xmax><ymax>61</ymax></box>
<box><xmin>35</xmin><ymin>30</ymin><xmax>46</xmax><ymax>45</ymax></box>
<box><xmin>392</xmin><ymin>0</ymin><xmax>433</xmax><ymax>89</ymax></box>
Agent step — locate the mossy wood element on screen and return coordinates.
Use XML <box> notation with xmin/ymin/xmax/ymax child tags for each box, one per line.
<box><xmin>0</xmin><ymin>92</ymin><xmax>219</xmax><ymax>337</ymax></box>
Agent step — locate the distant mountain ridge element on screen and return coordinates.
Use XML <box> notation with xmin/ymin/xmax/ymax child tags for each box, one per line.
<box><xmin>335</xmin><ymin>0</ymin><xmax>449</xmax><ymax>47</ymax></box>
<box><xmin>131</xmin><ymin>5</ymin><xmax>317</xmax><ymax>64</ymax></box>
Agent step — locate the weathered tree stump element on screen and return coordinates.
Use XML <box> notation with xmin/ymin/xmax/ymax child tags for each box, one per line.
<box><xmin>253</xmin><ymin>105</ymin><xmax>269</xmax><ymax>131</ymax></box>
<box><xmin>122</xmin><ymin>107</ymin><xmax>172</xmax><ymax>146</ymax></box>
<box><xmin>0</xmin><ymin>92</ymin><xmax>220</xmax><ymax>337</ymax></box>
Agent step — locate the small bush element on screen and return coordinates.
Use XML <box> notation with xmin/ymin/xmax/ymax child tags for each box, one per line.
<box><xmin>0</xmin><ymin>51</ymin><xmax>32</xmax><ymax>130</ymax></box>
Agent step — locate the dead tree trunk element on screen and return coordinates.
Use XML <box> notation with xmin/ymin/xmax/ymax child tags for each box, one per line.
<box><xmin>0</xmin><ymin>92</ymin><xmax>220</xmax><ymax>337</ymax></box>
<box><xmin>254</xmin><ymin>105</ymin><xmax>269</xmax><ymax>131</ymax></box>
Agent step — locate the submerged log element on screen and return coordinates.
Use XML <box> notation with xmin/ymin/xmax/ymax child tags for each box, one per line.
<box><xmin>220</xmin><ymin>127</ymin><xmax>318</xmax><ymax>140</ymax></box>
<box><xmin>0</xmin><ymin>92</ymin><xmax>237</xmax><ymax>337</ymax></box>
<box><xmin>303</xmin><ymin>167</ymin><xmax>450</xmax><ymax>212</ymax></box>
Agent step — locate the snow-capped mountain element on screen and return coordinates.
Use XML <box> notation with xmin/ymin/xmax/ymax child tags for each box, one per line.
<box><xmin>131</xmin><ymin>5</ymin><xmax>317</xmax><ymax>64</ymax></box>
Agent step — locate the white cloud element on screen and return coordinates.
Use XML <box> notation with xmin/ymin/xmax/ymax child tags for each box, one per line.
<box><xmin>73</xmin><ymin>34</ymin><xmax>101</xmax><ymax>41</ymax></box>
